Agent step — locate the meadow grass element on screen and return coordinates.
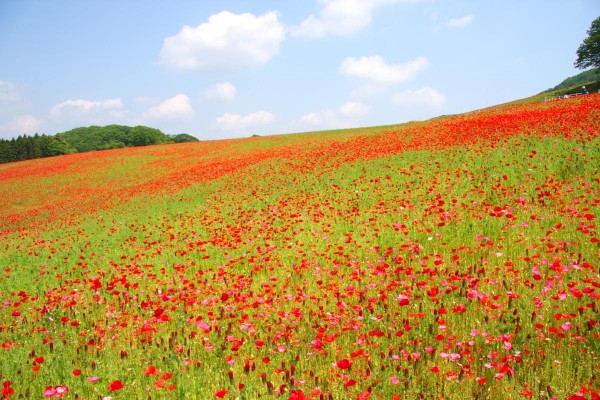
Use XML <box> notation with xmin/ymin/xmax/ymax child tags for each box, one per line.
<box><xmin>0</xmin><ymin>96</ymin><xmax>598</xmax><ymax>399</ymax></box>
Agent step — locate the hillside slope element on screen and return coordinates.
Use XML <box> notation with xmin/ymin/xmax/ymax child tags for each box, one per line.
<box><xmin>0</xmin><ymin>95</ymin><xmax>598</xmax><ymax>399</ymax></box>
<box><xmin>544</xmin><ymin>68</ymin><xmax>599</xmax><ymax>92</ymax></box>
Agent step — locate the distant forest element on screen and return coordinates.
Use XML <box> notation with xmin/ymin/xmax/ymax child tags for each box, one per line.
<box><xmin>0</xmin><ymin>125</ymin><xmax>198</xmax><ymax>164</ymax></box>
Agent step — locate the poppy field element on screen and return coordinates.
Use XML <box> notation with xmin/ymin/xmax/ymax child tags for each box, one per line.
<box><xmin>0</xmin><ymin>95</ymin><xmax>599</xmax><ymax>399</ymax></box>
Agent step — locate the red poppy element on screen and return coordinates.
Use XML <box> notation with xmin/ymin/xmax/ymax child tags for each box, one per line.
<box><xmin>289</xmin><ymin>390</ymin><xmax>308</xmax><ymax>400</ymax></box>
<box><xmin>144</xmin><ymin>366</ymin><xmax>158</xmax><ymax>376</ymax></box>
<box><xmin>108</xmin><ymin>380</ymin><xmax>124</xmax><ymax>391</ymax></box>
<box><xmin>2</xmin><ymin>381</ymin><xmax>14</xmax><ymax>397</ymax></box>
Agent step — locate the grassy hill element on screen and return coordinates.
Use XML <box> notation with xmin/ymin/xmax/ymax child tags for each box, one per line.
<box><xmin>544</xmin><ymin>68</ymin><xmax>599</xmax><ymax>92</ymax></box>
<box><xmin>0</xmin><ymin>95</ymin><xmax>598</xmax><ymax>399</ymax></box>
<box><xmin>504</xmin><ymin>68</ymin><xmax>600</xmax><ymax>105</ymax></box>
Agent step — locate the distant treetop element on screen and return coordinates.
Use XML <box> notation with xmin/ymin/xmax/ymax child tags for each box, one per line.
<box><xmin>575</xmin><ymin>16</ymin><xmax>600</xmax><ymax>70</ymax></box>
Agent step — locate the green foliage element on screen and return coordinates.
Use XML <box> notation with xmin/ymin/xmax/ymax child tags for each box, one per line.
<box><xmin>0</xmin><ymin>134</ymin><xmax>77</xmax><ymax>164</ymax></box>
<box><xmin>57</xmin><ymin>124</ymin><xmax>172</xmax><ymax>152</ymax></box>
<box><xmin>46</xmin><ymin>136</ymin><xmax>77</xmax><ymax>156</ymax></box>
<box><xmin>129</xmin><ymin>126</ymin><xmax>169</xmax><ymax>146</ymax></box>
<box><xmin>575</xmin><ymin>16</ymin><xmax>600</xmax><ymax>70</ymax></box>
<box><xmin>169</xmin><ymin>133</ymin><xmax>200</xmax><ymax>143</ymax></box>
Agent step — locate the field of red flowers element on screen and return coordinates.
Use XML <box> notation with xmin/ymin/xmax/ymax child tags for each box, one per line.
<box><xmin>0</xmin><ymin>95</ymin><xmax>599</xmax><ymax>399</ymax></box>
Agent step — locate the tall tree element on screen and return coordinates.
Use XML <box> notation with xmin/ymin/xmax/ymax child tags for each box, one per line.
<box><xmin>575</xmin><ymin>16</ymin><xmax>600</xmax><ymax>70</ymax></box>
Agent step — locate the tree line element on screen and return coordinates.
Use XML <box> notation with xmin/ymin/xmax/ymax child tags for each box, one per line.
<box><xmin>0</xmin><ymin>125</ymin><xmax>198</xmax><ymax>164</ymax></box>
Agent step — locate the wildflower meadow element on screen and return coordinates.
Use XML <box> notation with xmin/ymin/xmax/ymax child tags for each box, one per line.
<box><xmin>0</xmin><ymin>95</ymin><xmax>599</xmax><ymax>399</ymax></box>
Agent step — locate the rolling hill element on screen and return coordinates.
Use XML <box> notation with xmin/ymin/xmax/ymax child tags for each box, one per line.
<box><xmin>0</xmin><ymin>94</ymin><xmax>598</xmax><ymax>399</ymax></box>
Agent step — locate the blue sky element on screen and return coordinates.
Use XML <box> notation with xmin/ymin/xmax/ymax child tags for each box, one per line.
<box><xmin>0</xmin><ymin>1</ymin><xmax>597</xmax><ymax>140</ymax></box>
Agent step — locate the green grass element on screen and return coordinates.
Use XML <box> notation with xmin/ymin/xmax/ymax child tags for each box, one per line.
<box><xmin>0</xmin><ymin>97</ymin><xmax>598</xmax><ymax>399</ymax></box>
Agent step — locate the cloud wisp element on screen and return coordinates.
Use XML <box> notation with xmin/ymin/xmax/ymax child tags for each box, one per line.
<box><xmin>294</xmin><ymin>101</ymin><xmax>371</xmax><ymax>130</ymax></box>
<box><xmin>292</xmin><ymin>0</ymin><xmax>424</xmax><ymax>38</ymax></box>
<box><xmin>0</xmin><ymin>81</ymin><xmax>31</xmax><ymax>114</ymax></box>
<box><xmin>340</xmin><ymin>55</ymin><xmax>430</xmax><ymax>84</ymax></box>
<box><xmin>392</xmin><ymin>86</ymin><xmax>447</xmax><ymax>107</ymax></box>
<box><xmin>50</xmin><ymin>98</ymin><xmax>126</xmax><ymax>119</ymax></box>
<box><xmin>213</xmin><ymin>110</ymin><xmax>276</xmax><ymax>132</ymax></box>
<box><xmin>144</xmin><ymin>94</ymin><xmax>194</xmax><ymax>119</ymax></box>
<box><xmin>0</xmin><ymin>115</ymin><xmax>45</xmax><ymax>138</ymax></box>
<box><xmin>203</xmin><ymin>82</ymin><xmax>237</xmax><ymax>101</ymax></box>
<box><xmin>447</xmin><ymin>14</ymin><xmax>474</xmax><ymax>28</ymax></box>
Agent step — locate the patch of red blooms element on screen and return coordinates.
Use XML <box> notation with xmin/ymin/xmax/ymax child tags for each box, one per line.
<box><xmin>107</xmin><ymin>380</ymin><xmax>124</xmax><ymax>392</ymax></box>
<box><xmin>2</xmin><ymin>381</ymin><xmax>14</xmax><ymax>397</ymax></box>
<box><xmin>0</xmin><ymin>95</ymin><xmax>598</xmax><ymax>398</ymax></box>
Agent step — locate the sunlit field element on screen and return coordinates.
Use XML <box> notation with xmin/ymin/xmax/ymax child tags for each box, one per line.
<box><xmin>1</xmin><ymin>96</ymin><xmax>599</xmax><ymax>399</ymax></box>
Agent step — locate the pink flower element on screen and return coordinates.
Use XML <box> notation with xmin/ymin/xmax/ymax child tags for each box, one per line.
<box><xmin>561</xmin><ymin>322</ymin><xmax>572</xmax><ymax>331</ymax></box>
<box><xmin>44</xmin><ymin>386</ymin><xmax>68</xmax><ymax>398</ymax></box>
<box><xmin>55</xmin><ymin>386</ymin><xmax>68</xmax><ymax>396</ymax></box>
<box><xmin>196</xmin><ymin>321</ymin><xmax>210</xmax><ymax>331</ymax></box>
<box><xmin>389</xmin><ymin>376</ymin><xmax>400</xmax><ymax>384</ymax></box>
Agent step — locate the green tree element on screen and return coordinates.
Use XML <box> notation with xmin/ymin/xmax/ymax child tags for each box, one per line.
<box><xmin>0</xmin><ymin>140</ymin><xmax>17</xmax><ymax>163</ymax></box>
<box><xmin>170</xmin><ymin>133</ymin><xmax>199</xmax><ymax>143</ymax></box>
<box><xmin>129</xmin><ymin>126</ymin><xmax>169</xmax><ymax>146</ymax></box>
<box><xmin>575</xmin><ymin>16</ymin><xmax>600</xmax><ymax>70</ymax></box>
<box><xmin>47</xmin><ymin>136</ymin><xmax>77</xmax><ymax>156</ymax></box>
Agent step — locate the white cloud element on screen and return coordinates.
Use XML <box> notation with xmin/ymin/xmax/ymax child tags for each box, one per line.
<box><xmin>213</xmin><ymin>111</ymin><xmax>276</xmax><ymax>131</ymax></box>
<box><xmin>159</xmin><ymin>11</ymin><xmax>285</xmax><ymax>71</ymax></box>
<box><xmin>0</xmin><ymin>115</ymin><xmax>45</xmax><ymax>138</ymax></box>
<box><xmin>293</xmin><ymin>101</ymin><xmax>371</xmax><ymax>129</ymax></box>
<box><xmin>292</xmin><ymin>0</ymin><xmax>421</xmax><ymax>38</ymax></box>
<box><xmin>447</xmin><ymin>14</ymin><xmax>474</xmax><ymax>28</ymax></box>
<box><xmin>392</xmin><ymin>86</ymin><xmax>447</xmax><ymax>107</ymax></box>
<box><xmin>144</xmin><ymin>94</ymin><xmax>194</xmax><ymax>119</ymax></box>
<box><xmin>50</xmin><ymin>98</ymin><xmax>126</xmax><ymax>119</ymax></box>
<box><xmin>340</xmin><ymin>55</ymin><xmax>430</xmax><ymax>84</ymax></box>
<box><xmin>203</xmin><ymin>82</ymin><xmax>237</xmax><ymax>101</ymax></box>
